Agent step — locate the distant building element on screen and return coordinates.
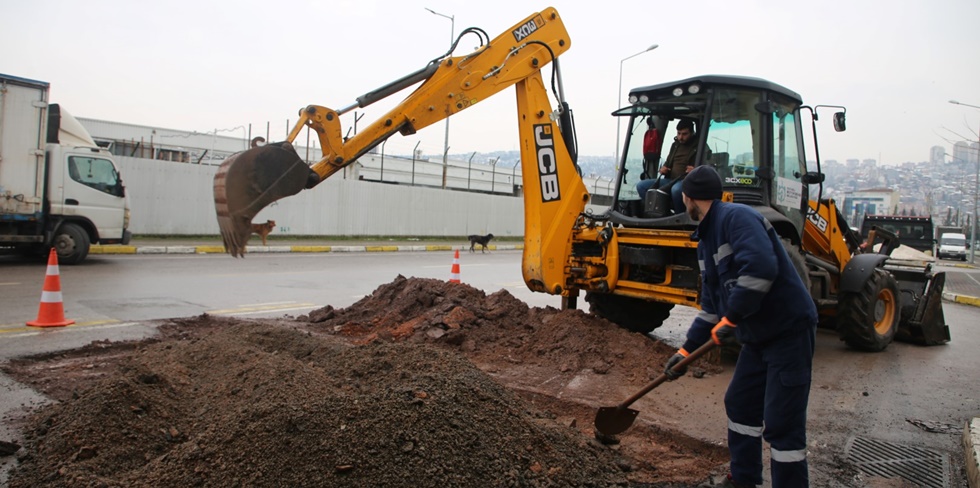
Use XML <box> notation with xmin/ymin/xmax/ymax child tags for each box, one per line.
<box><xmin>930</xmin><ymin>146</ymin><xmax>946</xmax><ymax>165</ymax></box>
<box><xmin>953</xmin><ymin>141</ymin><xmax>978</xmax><ymax>165</ymax></box>
<box><xmin>842</xmin><ymin>188</ymin><xmax>899</xmax><ymax>226</ymax></box>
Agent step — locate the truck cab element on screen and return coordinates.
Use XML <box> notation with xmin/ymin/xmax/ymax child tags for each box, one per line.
<box><xmin>0</xmin><ymin>74</ymin><xmax>130</xmax><ymax>264</ymax></box>
<box><xmin>937</xmin><ymin>232</ymin><xmax>968</xmax><ymax>261</ymax></box>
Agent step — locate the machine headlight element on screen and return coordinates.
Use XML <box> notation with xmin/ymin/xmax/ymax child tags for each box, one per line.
<box><xmin>672</xmin><ymin>87</ymin><xmax>683</xmax><ymax>97</ymax></box>
<box><xmin>628</xmin><ymin>95</ymin><xmax>638</xmax><ymax>104</ymax></box>
<box><xmin>688</xmin><ymin>84</ymin><xmax>701</xmax><ymax>94</ymax></box>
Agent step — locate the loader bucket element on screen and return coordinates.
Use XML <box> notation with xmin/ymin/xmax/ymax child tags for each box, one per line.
<box><xmin>213</xmin><ymin>142</ymin><xmax>316</xmax><ymax>257</ymax></box>
<box><xmin>889</xmin><ymin>265</ymin><xmax>950</xmax><ymax>345</ymax></box>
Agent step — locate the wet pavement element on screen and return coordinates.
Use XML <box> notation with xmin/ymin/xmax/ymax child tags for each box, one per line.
<box><xmin>104</xmin><ymin>237</ymin><xmax>980</xmax><ymax>305</ymax></box>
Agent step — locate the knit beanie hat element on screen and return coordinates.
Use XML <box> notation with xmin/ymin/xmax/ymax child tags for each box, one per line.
<box><xmin>682</xmin><ymin>165</ymin><xmax>722</xmax><ymax>200</ymax></box>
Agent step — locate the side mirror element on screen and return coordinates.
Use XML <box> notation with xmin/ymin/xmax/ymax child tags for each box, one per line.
<box><xmin>801</xmin><ymin>171</ymin><xmax>826</xmax><ymax>184</ymax></box>
<box><xmin>833</xmin><ymin>112</ymin><xmax>846</xmax><ymax>132</ymax></box>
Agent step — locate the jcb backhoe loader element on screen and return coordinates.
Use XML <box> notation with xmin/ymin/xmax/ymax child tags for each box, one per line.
<box><xmin>213</xmin><ymin>8</ymin><xmax>948</xmax><ymax>351</ymax></box>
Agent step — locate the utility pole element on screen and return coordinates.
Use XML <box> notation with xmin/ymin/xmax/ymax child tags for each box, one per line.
<box><xmin>426</xmin><ymin>7</ymin><xmax>454</xmax><ymax>189</ymax></box>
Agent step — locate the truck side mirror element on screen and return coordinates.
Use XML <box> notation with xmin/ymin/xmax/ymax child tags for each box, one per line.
<box><xmin>833</xmin><ymin>112</ymin><xmax>846</xmax><ymax>132</ymax></box>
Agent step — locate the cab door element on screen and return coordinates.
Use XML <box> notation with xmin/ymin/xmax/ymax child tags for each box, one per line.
<box><xmin>60</xmin><ymin>151</ymin><xmax>127</xmax><ymax>240</ymax></box>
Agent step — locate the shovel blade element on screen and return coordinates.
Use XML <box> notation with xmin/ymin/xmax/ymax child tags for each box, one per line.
<box><xmin>594</xmin><ymin>406</ymin><xmax>640</xmax><ymax>436</ymax></box>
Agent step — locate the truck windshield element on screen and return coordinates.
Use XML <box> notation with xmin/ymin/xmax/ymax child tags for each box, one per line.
<box><xmin>68</xmin><ymin>156</ymin><xmax>123</xmax><ymax>197</ymax></box>
<box><xmin>941</xmin><ymin>236</ymin><xmax>966</xmax><ymax>246</ymax></box>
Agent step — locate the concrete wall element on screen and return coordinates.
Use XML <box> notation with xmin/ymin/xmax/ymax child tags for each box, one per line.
<box><xmin>116</xmin><ymin>157</ymin><xmax>530</xmax><ymax>237</ymax></box>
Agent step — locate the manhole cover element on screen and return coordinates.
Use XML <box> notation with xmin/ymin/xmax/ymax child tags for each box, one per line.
<box><xmin>845</xmin><ymin>436</ymin><xmax>950</xmax><ymax>488</ymax></box>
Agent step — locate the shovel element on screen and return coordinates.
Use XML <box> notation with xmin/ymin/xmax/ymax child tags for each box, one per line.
<box><xmin>594</xmin><ymin>339</ymin><xmax>717</xmax><ymax>437</ymax></box>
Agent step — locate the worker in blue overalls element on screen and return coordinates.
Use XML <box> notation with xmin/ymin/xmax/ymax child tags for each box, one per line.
<box><xmin>664</xmin><ymin>165</ymin><xmax>818</xmax><ymax>488</ymax></box>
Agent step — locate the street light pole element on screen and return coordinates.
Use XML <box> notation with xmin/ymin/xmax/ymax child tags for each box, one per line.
<box><xmin>427</xmin><ymin>7</ymin><xmax>454</xmax><ymax>189</ymax></box>
<box><xmin>949</xmin><ymin>99</ymin><xmax>980</xmax><ymax>263</ymax></box>
<box><xmin>615</xmin><ymin>44</ymin><xmax>658</xmax><ymax>165</ymax></box>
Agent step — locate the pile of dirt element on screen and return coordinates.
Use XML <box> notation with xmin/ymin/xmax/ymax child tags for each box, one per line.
<box><xmin>4</xmin><ymin>277</ymin><xmax>729</xmax><ymax>487</ymax></box>
<box><xmin>8</xmin><ymin>318</ymin><xmax>635</xmax><ymax>487</ymax></box>
<box><xmin>301</xmin><ymin>275</ymin><xmax>708</xmax><ymax>382</ymax></box>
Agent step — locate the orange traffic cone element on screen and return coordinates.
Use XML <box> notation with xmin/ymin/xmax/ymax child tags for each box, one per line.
<box><xmin>449</xmin><ymin>249</ymin><xmax>461</xmax><ymax>283</ymax></box>
<box><xmin>27</xmin><ymin>248</ymin><xmax>75</xmax><ymax>328</ymax></box>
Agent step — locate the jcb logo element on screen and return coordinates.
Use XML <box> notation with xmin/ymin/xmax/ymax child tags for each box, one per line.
<box><xmin>513</xmin><ymin>15</ymin><xmax>544</xmax><ymax>42</ymax></box>
<box><xmin>724</xmin><ymin>176</ymin><xmax>756</xmax><ymax>185</ymax></box>
<box><xmin>807</xmin><ymin>211</ymin><xmax>828</xmax><ymax>232</ymax></box>
<box><xmin>534</xmin><ymin>124</ymin><xmax>560</xmax><ymax>202</ymax></box>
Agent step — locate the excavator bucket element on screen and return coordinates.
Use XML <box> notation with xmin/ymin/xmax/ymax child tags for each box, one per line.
<box><xmin>885</xmin><ymin>262</ymin><xmax>950</xmax><ymax>345</ymax></box>
<box><xmin>213</xmin><ymin>142</ymin><xmax>316</xmax><ymax>257</ymax></box>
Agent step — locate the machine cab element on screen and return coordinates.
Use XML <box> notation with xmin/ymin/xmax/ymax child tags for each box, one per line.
<box><xmin>610</xmin><ymin>75</ymin><xmax>813</xmax><ymax>236</ymax></box>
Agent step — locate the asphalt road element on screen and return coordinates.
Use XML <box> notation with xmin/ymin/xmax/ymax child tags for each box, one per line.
<box><xmin>1</xmin><ymin>250</ymin><xmax>978</xmax><ymax>486</ymax></box>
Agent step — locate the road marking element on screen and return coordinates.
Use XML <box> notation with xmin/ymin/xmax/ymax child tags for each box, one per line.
<box><xmin>966</xmin><ymin>273</ymin><xmax>980</xmax><ymax>286</ymax></box>
<box><xmin>0</xmin><ymin>319</ymin><xmax>122</xmax><ymax>333</ymax></box>
<box><xmin>206</xmin><ymin>302</ymin><xmax>317</xmax><ymax>316</ymax></box>
<box><xmin>0</xmin><ymin>282</ymin><xmax>20</xmax><ymax>286</ymax></box>
<box><xmin>1</xmin><ymin>321</ymin><xmax>141</xmax><ymax>339</ymax></box>
<box><xmin>221</xmin><ymin>306</ymin><xmax>318</xmax><ymax>316</ymax></box>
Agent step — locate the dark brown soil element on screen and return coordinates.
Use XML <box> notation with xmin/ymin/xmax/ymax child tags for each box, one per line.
<box><xmin>2</xmin><ymin>276</ymin><xmax>728</xmax><ymax>487</ymax></box>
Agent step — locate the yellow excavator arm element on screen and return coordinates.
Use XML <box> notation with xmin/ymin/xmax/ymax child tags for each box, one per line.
<box><xmin>214</xmin><ymin>7</ymin><xmax>589</xmax><ymax>298</ymax></box>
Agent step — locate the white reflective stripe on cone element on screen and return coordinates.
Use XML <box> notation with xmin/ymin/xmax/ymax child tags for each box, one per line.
<box><xmin>40</xmin><ymin>291</ymin><xmax>64</xmax><ymax>303</ymax></box>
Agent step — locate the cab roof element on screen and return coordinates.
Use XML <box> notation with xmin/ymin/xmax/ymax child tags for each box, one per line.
<box><xmin>629</xmin><ymin>74</ymin><xmax>803</xmax><ymax>104</ymax></box>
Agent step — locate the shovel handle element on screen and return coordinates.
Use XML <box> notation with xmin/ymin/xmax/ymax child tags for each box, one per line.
<box><xmin>616</xmin><ymin>340</ymin><xmax>717</xmax><ymax>410</ymax></box>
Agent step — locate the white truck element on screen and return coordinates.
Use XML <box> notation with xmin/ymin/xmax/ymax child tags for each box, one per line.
<box><xmin>937</xmin><ymin>232</ymin><xmax>968</xmax><ymax>261</ymax></box>
<box><xmin>0</xmin><ymin>73</ymin><xmax>130</xmax><ymax>264</ymax></box>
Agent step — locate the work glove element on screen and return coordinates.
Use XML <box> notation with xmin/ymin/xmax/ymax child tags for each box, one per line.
<box><xmin>664</xmin><ymin>351</ymin><xmax>688</xmax><ymax>380</ymax></box>
<box><xmin>711</xmin><ymin>317</ymin><xmax>738</xmax><ymax>346</ymax></box>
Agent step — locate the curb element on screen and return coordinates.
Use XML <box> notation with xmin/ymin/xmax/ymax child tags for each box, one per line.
<box><xmin>90</xmin><ymin>244</ymin><xmax>524</xmax><ymax>255</ymax></box>
<box><xmin>941</xmin><ymin>292</ymin><xmax>980</xmax><ymax>308</ymax></box>
<box><xmin>966</xmin><ymin>418</ymin><xmax>980</xmax><ymax>488</ymax></box>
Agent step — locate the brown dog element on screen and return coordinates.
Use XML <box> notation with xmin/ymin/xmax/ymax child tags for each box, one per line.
<box><xmin>467</xmin><ymin>233</ymin><xmax>494</xmax><ymax>253</ymax></box>
<box><xmin>250</xmin><ymin>220</ymin><xmax>276</xmax><ymax>245</ymax></box>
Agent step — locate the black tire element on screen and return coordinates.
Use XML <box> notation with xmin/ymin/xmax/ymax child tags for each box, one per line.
<box><xmin>781</xmin><ymin>238</ymin><xmax>811</xmax><ymax>292</ymax></box>
<box><xmin>53</xmin><ymin>223</ymin><xmax>90</xmax><ymax>265</ymax></box>
<box><xmin>585</xmin><ymin>292</ymin><xmax>674</xmax><ymax>334</ymax></box>
<box><xmin>836</xmin><ymin>268</ymin><xmax>899</xmax><ymax>352</ymax></box>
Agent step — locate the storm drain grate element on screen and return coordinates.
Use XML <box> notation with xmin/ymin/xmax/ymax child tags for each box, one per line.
<box><xmin>844</xmin><ymin>436</ymin><xmax>950</xmax><ymax>488</ymax></box>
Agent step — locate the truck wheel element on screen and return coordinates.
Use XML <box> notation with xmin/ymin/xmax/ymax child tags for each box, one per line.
<box><xmin>585</xmin><ymin>292</ymin><xmax>673</xmax><ymax>334</ymax></box>
<box><xmin>836</xmin><ymin>268</ymin><xmax>899</xmax><ymax>352</ymax></box>
<box><xmin>53</xmin><ymin>223</ymin><xmax>90</xmax><ymax>265</ymax></box>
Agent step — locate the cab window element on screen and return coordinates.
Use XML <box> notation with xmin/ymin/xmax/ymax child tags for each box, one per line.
<box><xmin>68</xmin><ymin>156</ymin><xmax>124</xmax><ymax>197</ymax></box>
<box><xmin>704</xmin><ymin>88</ymin><xmax>762</xmax><ymax>191</ymax></box>
<box><xmin>770</xmin><ymin>95</ymin><xmax>805</xmax><ymax>229</ymax></box>
<box><xmin>617</xmin><ymin>116</ymin><xmax>648</xmax><ymax>202</ymax></box>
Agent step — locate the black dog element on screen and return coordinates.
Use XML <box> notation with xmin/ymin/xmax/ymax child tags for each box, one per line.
<box><xmin>467</xmin><ymin>233</ymin><xmax>494</xmax><ymax>253</ymax></box>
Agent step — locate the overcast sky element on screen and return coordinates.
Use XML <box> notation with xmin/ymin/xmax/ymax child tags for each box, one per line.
<box><xmin>3</xmin><ymin>0</ymin><xmax>979</xmax><ymax>165</ymax></box>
